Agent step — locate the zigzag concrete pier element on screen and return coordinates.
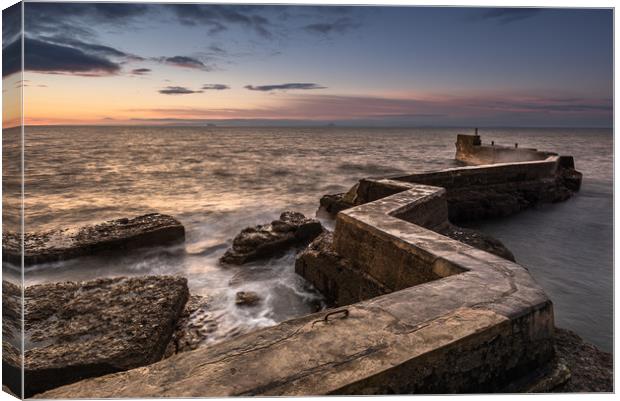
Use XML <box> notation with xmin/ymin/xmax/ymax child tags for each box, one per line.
<box><xmin>37</xmin><ymin>134</ymin><xmax>587</xmax><ymax>397</ymax></box>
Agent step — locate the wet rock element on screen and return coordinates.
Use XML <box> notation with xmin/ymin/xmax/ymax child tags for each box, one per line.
<box><xmin>164</xmin><ymin>295</ymin><xmax>217</xmax><ymax>356</ymax></box>
<box><xmin>14</xmin><ymin>275</ymin><xmax>189</xmax><ymax>397</ymax></box>
<box><xmin>2</xmin><ymin>213</ymin><xmax>186</xmax><ymax>266</ymax></box>
<box><xmin>319</xmin><ymin>183</ymin><xmax>359</xmax><ymax>215</ymax></box>
<box><xmin>220</xmin><ymin>211</ymin><xmax>323</xmax><ymax>265</ymax></box>
<box><xmin>438</xmin><ymin>224</ymin><xmax>516</xmax><ymax>262</ymax></box>
<box><xmin>235</xmin><ymin>291</ymin><xmax>261</xmax><ymax>307</ymax></box>
<box><xmin>228</xmin><ymin>267</ymin><xmax>274</xmax><ymax>287</ymax></box>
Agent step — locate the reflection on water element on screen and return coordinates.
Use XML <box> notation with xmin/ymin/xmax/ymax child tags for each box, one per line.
<box><xmin>12</xmin><ymin>126</ymin><xmax>613</xmax><ymax>350</ymax></box>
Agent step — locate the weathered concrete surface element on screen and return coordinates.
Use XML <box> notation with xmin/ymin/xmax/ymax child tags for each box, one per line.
<box><xmin>2</xmin><ymin>213</ymin><xmax>185</xmax><ymax>266</ymax></box>
<box><xmin>368</xmin><ymin>157</ymin><xmax>581</xmax><ymax>223</ymax></box>
<box><xmin>24</xmin><ymin>136</ymin><xmax>599</xmax><ymax>396</ymax></box>
<box><xmin>13</xmin><ymin>276</ymin><xmax>189</xmax><ymax>397</ymax></box>
<box><xmin>220</xmin><ymin>211</ymin><xmax>323</xmax><ymax>265</ymax></box>
<box><xmin>296</xmin><ymin>222</ymin><xmax>515</xmax><ymax>308</ymax></box>
<box><xmin>455</xmin><ymin>134</ymin><xmax>554</xmax><ymax>165</ymax></box>
<box><xmin>36</xmin><ymin>302</ymin><xmax>552</xmax><ymax>398</ymax></box>
<box><xmin>320</xmin><ymin>136</ymin><xmax>582</xmax><ymax>223</ymax></box>
<box><xmin>295</xmin><ymin>232</ymin><xmax>391</xmax><ymax>307</ymax></box>
<box><xmin>37</xmin><ymin>178</ymin><xmax>556</xmax><ymax>397</ymax></box>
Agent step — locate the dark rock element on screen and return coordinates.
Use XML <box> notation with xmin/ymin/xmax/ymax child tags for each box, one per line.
<box><xmin>2</xmin><ymin>341</ymin><xmax>21</xmax><ymax>398</ymax></box>
<box><xmin>13</xmin><ymin>275</ymin><xmax>189</xmax><ymax>397</ymax></box>
<box><xmin>550</xmin><ymin>328</ymin><xmax>613</xmax><ymax>392</ymax></box>
<box><xmin>503</xmin><ymin>327</ymin><xmax>612</xmax><ymax>393</ymax></box>
<box><xmin>319</xmin><ymin>184</ymin><xmax>359</xmax><ymax>215</ymax></box>
<box><xmin>2</xmin><ymin>213</ymin><xmax>186</xmax><ymax>266</ymax></box>
<box><xmin>438</xmin><ymin>224</ymin><xmax>516</xmax><ymax>262</ymax></box>
<box><xmin>319</xmin><ymin>193</ymin><xmax>353</xmax><ymax>214</ymax></box>
<box><xmin>220</xmin><ymin>211</ymin><xmax>323</xmax><ymax>265</ymax></box>
<box><xmin>2</xmin><ymin>280</ymin><xmax>21</xmax><ymax>342</ymax></box>
<box><xmin>235</xmin><ymin>291</ymin><xmax>261</xmax><ymax>307</ymax></box>
<box><xmin>3</xmin><ymin>384</ymin><xmax>18</xmax><ymax>398</ymax></box>
<box><xmin>2</xmin><ymin>280</ymin><xmax>22</xmax><ymax>397</ymax></box>
<box><xmin>164</xmin><ymin>295</ymin><xmax>216</xmax><ymax>356</ymax></box>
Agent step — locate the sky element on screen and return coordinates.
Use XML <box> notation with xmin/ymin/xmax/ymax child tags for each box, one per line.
<box><xmin>1</xmin><ymin>2</ymin><xmax>614</xmax><ymax>127</ymax></box>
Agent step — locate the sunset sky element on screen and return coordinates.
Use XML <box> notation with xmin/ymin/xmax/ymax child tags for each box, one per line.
<box><xmin>2</xmin><ymin>2</ymin><xmax>613</xmax><ymax>127</ymax></box>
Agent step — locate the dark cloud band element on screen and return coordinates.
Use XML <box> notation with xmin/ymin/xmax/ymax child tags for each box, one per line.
<box><xmin>3</xmin><ymin>37</ymin><xmax>121</xmax><ymax>77</ymax></box>
<box><xmin>159</xmin><ymin>56</ymin><xmax>210</xmax><ymax>70</ymax></box>
<box><xmin>245</xmin><ymin>83</ymin><xmax>326</xmax><ymax>91</ymax></box>
<box><xmin>202</xmin><ymin>84</ymin><xmax>229</xmax><ymax>90</ymax></box>
<box><xmin>159</xmin><ymin>86</ymin><xmax>203</xmax><ymax>95</ymax></box>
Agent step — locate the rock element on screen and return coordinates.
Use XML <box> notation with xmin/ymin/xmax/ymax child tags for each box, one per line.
<box><xmin>12</xmin><ymin>275</ymin><xmax>189</xmax><ymax>397</ymax></box>
<box><xmin>235</xmin><ymin>291</ymin><xmax>261</xmax><ymax>307</ymax></box>
<box><xmin>2</xmin><ymin>280</ymin><xmax>22</xmax><ymax>397</ymax></box>
<box><xmin>2</xmin><ymin>341</ymin><xmax>21</xmax><ymax>398</ymax></box>
<box><xmin>2</xmin><ymin>280</ymin><xmax>21</xmax><ymax>341</ymax></box>
<box><xmin>3</xmin><ymin>384</ymin><xmax>18</xmax><ymax>398</ymax></box>
<box><xmin>220</xmin><ymin>211</ymin><xmax>323</xmax><ymax>265</ymax></box>
<box><xmin>550</xmin><ymin>328</ymin><xmax>613</xmax><ymax>392</ymax></box>
<box><xmin>438</xmin><ymin>224</ymin><xmax>516</xmax><ymax>262</ymax></box>
<box><xmin>502</xmin><ymin>326</ymin><xmax>612</xmax><ymax>393</ymax></box>
<box><xmin>319</xmin><ymin>184</ymin><xmax>359</xmax><ymax>215</ymax></box>
<box><xmin>164</xmin><ymin>295</ymin><xmax>216</xmax><ymax>357</ymax></box>
<box><xmin>2</xmin><ymin>213</ymin><xmax>186</xmax><ymax>266</ymax></box>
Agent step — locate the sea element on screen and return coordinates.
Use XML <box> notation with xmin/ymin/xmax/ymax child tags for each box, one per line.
<box><xmin>2</xmin><ymin>126</ymin><xmax>613</xmax><ymax>352</ymax></box>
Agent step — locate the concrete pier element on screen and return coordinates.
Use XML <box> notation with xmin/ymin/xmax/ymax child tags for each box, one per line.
<box><xmin>36</xmin><ymin>134</ymin><xmax>575</xmax><ymax>397</ymax></box>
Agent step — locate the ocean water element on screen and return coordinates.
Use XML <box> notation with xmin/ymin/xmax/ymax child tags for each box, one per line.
<box><xmin>4</xmin><ymin>126</ymin><xmax>613</xmax><ymax>351</ymax></box>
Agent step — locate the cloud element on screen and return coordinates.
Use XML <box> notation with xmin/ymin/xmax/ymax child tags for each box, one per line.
<box><xmin>39</xmin><ymin>36</ymin><xmax>144</xmax><ymax>61</ymax></box>
<box><xmin>3</xmin><ymin>37</ymin><xmax>121</xmax><ymax>77</ymax></box>
<box><xmin>159</xmin><ymin>86</ymin><xmax>203</xmax><ymax>95</ymax></box>
<box><xmin>245</xmin><ymin>83</ymin><xmax>326</xmax><ymax>91</ymax></box>
<box><xmin>2</xmin><ymin>2</ymin><xmax>22</xmax><ymax>45</ymax></box>
<box><xmin>202</xmin><ymin>84</ymin><xmax>230</xmax><ymax>90</ymax></box>
<box><xmin>2</xmin><ymin>38</ymin><xmax>21</xmax><ymax>77</ymax></box>
<box><xmin>24</xmin><ymin>3</ymin><xmax>152</xmax><ymax>42</ymax></box>
<box><xmin>125</xmin><ymin>92</ymin><xmax>612</xmax><ymax>128</ymax></box>
<box><xmin>304</xmin><ymin>17</ymin><xmax>360</xmax><ymax>35</ymax></box>
<box><xmin>158</xmin><ymin>56</ymin><xmax>212</xmax><ymax>70</ymax></box>
<box><xmin>168</xmin><ymin>4</ymin><xmax>274</xmax><ymax>38</ymax></box>
<box><xmin>476</xmin><ymin>96</ymin><xmax>613</xmax><ymax>113</ymax></box>
<box><xmin>131</xmin><ymin>68</ymin><xmax>152</xmax><ymax>75</ymax></box>
<box><xmin>207</xmin><ymin>45</ymin><xmax>227</xmax><ymax>55</ymax></box>
<box><xmin>475</xmin><ymin>8</ymin><xmax>542</xmax><ymax>24</ymax></box>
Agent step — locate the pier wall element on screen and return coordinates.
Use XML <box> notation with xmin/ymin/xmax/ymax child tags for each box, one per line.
<box><xmin>455</xmin><ymin>134</ymin><xmax>553</xmax><ymax>165</ymax></box>
<box><xmin>38</xmin><ymin>135</ymin><xmax>581</xmax><ymax>397</ymax></box>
